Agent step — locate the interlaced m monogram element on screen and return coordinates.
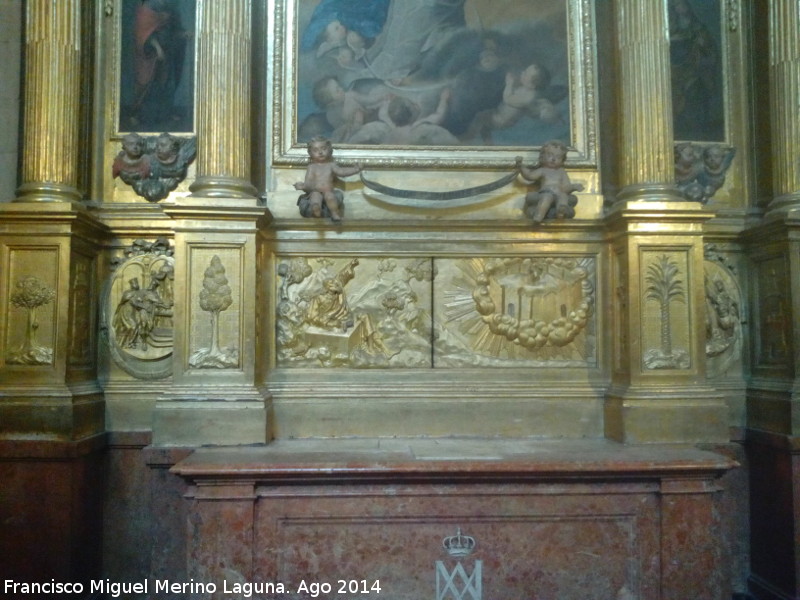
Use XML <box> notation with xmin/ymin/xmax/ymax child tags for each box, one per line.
<box><xmin>435</xmin><ymin>560</ymin><xmax>482</xmax><ymax>600</ymax></box>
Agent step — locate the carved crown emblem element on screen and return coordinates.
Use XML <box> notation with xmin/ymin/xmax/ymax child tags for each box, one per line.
<box><xmin>442</xmin><ymin>528</ymin><xmax>476</xmax><ymax>558</ymax></box>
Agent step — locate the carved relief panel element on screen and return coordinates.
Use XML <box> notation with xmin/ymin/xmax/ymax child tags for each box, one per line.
<box><xmin>640</xmin><ymin>250</ymin><xmax>692</xmax><ymax>370</ymax></box>
<box><xmin>755</xmin><ymin>254</ymin><xmax>791</xmax><ymax>370</ymax></box>
<box><xmin>101</xmin><ymin>239</ymin><xmax>174</xmax><ymax>379</ymax></box>
<box><xmin>703</xmin><ymin>249</ymin><xmax>743</xmax><ymax>379</ymax></box>
<box><xmin>275</xmin><ymin>256</ymin><xmax>434</xmax><ymax>368</ymax></box>
<box><xmin>434</xmin><ymin>256</ymin><xmax>597</xmax><ymax>367</ymax></box>
<box><xmin>68</xmin><ymin>253</ymin><xmax>97</xmax><ymax>368</ymax></box>
<box><xmin>188</xmin><ymin>248</ymin><xmax>242</xmax><ymax>370</ymax></box>
<box><xmin>3</xmin><ymin>248</ymin><xmax>59</xmax><ymax>367</ymax></box>
<box><xmin>612</xmin><ymin>248</ymin><xmax>629</xmax><ymax>375</ymax></box>
<box><xmin>275</xmin><ymin>255</ymin><xmax>598</xmax><ymax>370</ymax></box>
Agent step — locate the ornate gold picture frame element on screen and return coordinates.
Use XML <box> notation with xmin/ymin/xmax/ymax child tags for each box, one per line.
<box><xmin>270</xmin><ymin>0</ymin><xmax>597</xmax><ymax>168</ymax></box>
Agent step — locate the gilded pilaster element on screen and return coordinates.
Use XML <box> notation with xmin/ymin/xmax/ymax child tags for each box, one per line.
<box><xmin>765</xmin><ymin>0</ymin><xmax>800</xmax><ymax>214</ymax></box>
<box><xmin>0</xmin><ymin>203</ymin><xmax>108</xmax><ymax>439</ymax></box>
<box><xmin>614</xmin><ymin>0</ymin><xmax>682</xmax><ymax>202</ymax></box>
<box><xmin>743</xmin><ymin>1</ymin><xmax>800</xmax><ymax>436</ymax></box>
<box><xmin>15</xmin><ymin>0</ymin><xmax>83</xmax><ymax>203</ymax></box>
<box><xmin>604</xmin><ymin>202</ymin><xmax>727</xmax><ymax>443</ymax></box>
<box><xmin>154</xmin><ymin>198</ymin><xmax>271</xmax><ymax>446</ymax></box>
<box><xmin>189</xmin><ymin>0</ymin><xmax>257</xmax><ymax>198</ymax></box>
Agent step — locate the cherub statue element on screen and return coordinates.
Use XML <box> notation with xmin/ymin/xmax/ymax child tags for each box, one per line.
<box><xmin>112</xmin><ymin>133</ymin><xmax>151</xmax><ymax>184</ymax></box>
<box><xmin>674</xmin><ymin>142</ymin><xmax>735</xmax><ymax>203</ymax></box>
<box><xmin>112</xmin><ymin>132</ymin><xmax>196</xmax><ymax>202</ymax></box>
<box><xmin>518</xmin><ymin>140</ymin><xmax>583</xmax><ymax>224</ymax></box>
<box><xmin>294</xmin><ymin>136</ymin><xmax>361</xmax><ymax>222</ymax></box>
<box><xmin>697</xmin><ymin>145</ymin><xmax>735</xmax><ymax>201</ymax></box>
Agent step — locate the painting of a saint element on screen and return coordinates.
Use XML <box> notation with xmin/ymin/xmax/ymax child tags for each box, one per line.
<box><xmin>119</xmin><ymin>0</ymin><xmax>196</xmax><ymax>133</ymax></box>
<box><xmin>669</xmin><ymin>0</ymin><xmax>724</xmax><ymax>142</ymax></box>
<box><xmin>295</xmin><ymin>0</ymin><xmax>572</xmax><ymax>148</ymax></box>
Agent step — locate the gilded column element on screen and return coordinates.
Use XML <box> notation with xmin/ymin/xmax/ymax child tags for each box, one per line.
<box><xmin>766</xmin><ymin>0</ymin><xmax>800</xmax><ymax>214</ymax></box>
<box><xmin>614</xmin><ymin>0</ymin><xmax>682</xmax><ymax>202</ymax></box>
<box><xmin>15</xmin><ymin>0</ymin><xmax>82</xmax><ymax>203</ymax></box>
<box><xmin>189</xmin><ymin>0</ymin><xmax>257</xmax><ymax>198</ymax></box>
<box><xmin>604</xmin><ymin>1</ymin><xmax>727</xmax><ymax>443</ymax></box>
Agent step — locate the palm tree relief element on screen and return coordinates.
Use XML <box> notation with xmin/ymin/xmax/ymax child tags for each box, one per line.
<box><xmin>6</xmin><ymin>277</ymin><xmax>56</xmax><ymax>365</ymax></box>
<box><xmin>644</xmin><ymin>255</ymin><xmax>690</xmax><ymax>369</ymax></box>
<box><xmin>189</xmin><ymin>256</ymin><xmax>239</xmax><ymax>369</ymax></box>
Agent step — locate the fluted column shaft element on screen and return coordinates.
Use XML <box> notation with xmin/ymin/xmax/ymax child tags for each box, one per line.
<box><xmin>614</xmin><ymin>0</ymin><xmax>681</xmax><ymax>201</ymax></box>
<box><xmin>16</xmin><ymin>0</ymin><xmax>82</xmax><ymax>203</ymax></box>
<box><xmin>190</xmin><ymin>0</ymin><xmax>256</xmax><ymax>198</ymax></box>
<box><xmin>767</xmin><ymin>0</ymin><xmax>800</xmax><ymax>212</ymax></box>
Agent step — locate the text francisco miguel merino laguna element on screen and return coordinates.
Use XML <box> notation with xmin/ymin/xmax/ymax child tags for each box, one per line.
<box><xmin>6</xmin><ymin>578</ymin><xmax>382</xmax><ymax>597</ymax></box>
<box><xmin>4</xmin><ymin>578</ymin><xmax>314</xmax><ymax>597</ymax></box>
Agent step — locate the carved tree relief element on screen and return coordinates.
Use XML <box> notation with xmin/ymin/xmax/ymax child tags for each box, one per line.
<box><xmin>6</xmin><ymin>276</ymin><xmax>56</xmax><ymax>365</ymax></box>
<box><xmin>189</xmin><ymin>255</ymin><xmax>238</xmax><ymax>369</ymax></box>
<box><xmin>644</xmin><ymin>254</ymin><xmax>689</xmax><ymax>369</ymax></box>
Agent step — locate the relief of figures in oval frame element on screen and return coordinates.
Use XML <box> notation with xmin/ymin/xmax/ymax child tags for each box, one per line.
<box><xmin>272</xmin><ymin>0</ymin><xmax>597</xmax><ymax>168</ymax></box>
<box><xmin>101</xmin><ymin>246</ymin><xmax>175</xmax><ymax>379</ymax></box>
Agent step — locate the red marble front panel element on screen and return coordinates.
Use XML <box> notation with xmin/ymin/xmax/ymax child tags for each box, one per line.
<box><xmin>255</xmin><ymin>484</ymin><xmax>660</xmax><ymax>600</ymax></box>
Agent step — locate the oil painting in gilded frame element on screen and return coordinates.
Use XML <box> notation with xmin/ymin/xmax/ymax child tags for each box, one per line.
<box><xmin>116</xmin><ymin>0</ymin><xmax>196</xmax><ymax>134</ymax></box>
<box><xmin>271</xmin><ymin>0</ymin><xmax>597</xmax><ymax>167</ymax></box>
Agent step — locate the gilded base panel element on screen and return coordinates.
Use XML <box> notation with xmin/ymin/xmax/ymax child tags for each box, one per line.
<box><xmin>271</xmin><ymin>396</ymin><xmax>604</xmax><ymax>439</ymax></box>
<box><xmin>153</xmin><ymin>398</ymin><xmax>269</xmax><ymax>447</ymax></box>
<box><xmin>0</xmin><ymin>387</ymin><xmax>104</xmax><ymax>441</ymax></box>
<box><xmin>604</xmin><ymin>390</ymin><xmax>728</xmax><ymax>444</ymax></box>
<box><xmin>103</xmin><ymin>386</ymin><xmax>159</xmax><ymax>433</ymax></box>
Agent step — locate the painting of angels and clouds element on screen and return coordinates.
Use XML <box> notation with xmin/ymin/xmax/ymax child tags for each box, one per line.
<box><xmin>294</xmin><ymin>0</ymin><xmax>573</xmax><ymax>148</ymax></box>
